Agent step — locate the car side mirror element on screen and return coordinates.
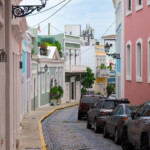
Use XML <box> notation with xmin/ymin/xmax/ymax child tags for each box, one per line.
<box><xmin>131</xmin><ymin>112</ymin><xmax>136</xmax><ymax>119</ymax></box>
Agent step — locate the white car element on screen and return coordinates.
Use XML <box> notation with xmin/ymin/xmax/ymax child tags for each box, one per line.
<box><xmin>108</xmin><ymin>94</ymin><xmax>116</xmax><ymax>99</ymax></box>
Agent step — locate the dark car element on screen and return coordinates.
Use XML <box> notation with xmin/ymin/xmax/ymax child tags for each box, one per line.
<box><xmin>122</xmin><ymin>101</ymin><xmax>150</xmax><ymax>150</ymax></box>
<box><xmin>87</xmin><ymin>99</ymin><xmax>130</xmax><ymax>133</ymax></box>
<box><xmin>103</xmin><ymin>104</ymin><xmax>139</xmax><ymax>144</ymax></box>
<box><xmin>78</xmin><ymin>95</ymin><xmax>103</xmax><ymax>120</ymax></box>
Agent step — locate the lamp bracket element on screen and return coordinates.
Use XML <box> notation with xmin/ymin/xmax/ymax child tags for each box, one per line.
<box><xmin>107</xmin><ymin>53</ymin><xmax>120</xmax><ymax>59</ymax></box>
<box><xmin>12</xmin><ymin>4</ymin><xmax>45</xmax><ymax>18</ymax></box>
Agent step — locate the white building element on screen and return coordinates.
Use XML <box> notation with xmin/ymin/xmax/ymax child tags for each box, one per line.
<box><xmin>101</xmin><ymin>35</ymin><xmax>116</xmax><ymax>69</ymax></box>
<box><xmin>64</xmin><ymin>25</ymin><xmax>87</xmax><ymax>102</ymax></box>
<box><xmin>112</xmin><ymin>0</ymin><xmax>124</xmax><ymax>99</ymax></box>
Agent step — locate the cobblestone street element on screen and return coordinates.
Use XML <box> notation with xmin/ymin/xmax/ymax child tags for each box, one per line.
<box><xmin>42</xmin><ymin>106</ymin><xmax>122</xmax><ymax>150</ymax></box>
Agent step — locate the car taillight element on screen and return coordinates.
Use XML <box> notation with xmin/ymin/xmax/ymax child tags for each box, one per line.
<box><xmin>124</xmin><ymin>117</ymin><xmax>128</xmax><ymax>121</ymax></box>
<box><xmin>100</xmin><ymin>110</ymin><xmax>107</xmax><ymax>116</ymax></box>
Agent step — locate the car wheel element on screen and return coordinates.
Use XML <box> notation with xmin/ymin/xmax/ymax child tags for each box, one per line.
<box><xmin>103</xmin><ymin>125</ymin><xmax>109</xmax><ymax>138</ymax></box>
<box><xmin>87</xmin><ymin>119</ymin><xmax>91</xmax><ymax>129</ymax></box>
<box><xmin>94</xmin><ymin>120</ymin><xmax>99</xmax><ymax>133</ymax></box>
<box><xmin>141</xmin><ymin>134</ymin><xmax>149</xmax><ymax>150</ymax></box>
<box><xmin>78</xmin><ymin>113</ymin><xmax>82</xmax><ymax>120</ymax></box>
<box><xmin>115</xmin><ymin>128</ymin><xmax>120</xmax><ymax>144</ymax></box>
<box><xmin>121</xmin><ymin>129</ymin><xmax>135</xmax><ymax>150</ymax></box>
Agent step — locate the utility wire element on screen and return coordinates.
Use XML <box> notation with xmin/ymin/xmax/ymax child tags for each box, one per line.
<box><xmin>100</xmin><ymin>20</ymin><xmax>115</xmax><ymax>38</ymax></box>
<box><xmin>31</xmin><ymin>0</ymin><xmax>71</xmax><ymax>28</ymax></box>
<box><xmin>27</xmin><ymin>0</ymin><xmax>67</xmax><ymax>17</ymax></box>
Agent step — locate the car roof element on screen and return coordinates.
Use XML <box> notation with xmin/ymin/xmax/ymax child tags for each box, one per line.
<box><xmin>100</xmin><ymin>98</ymin><xmax>130</xmax><ymax>103</ymax></box>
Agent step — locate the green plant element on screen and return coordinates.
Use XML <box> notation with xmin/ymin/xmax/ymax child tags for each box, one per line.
<box><xmin>40</xmin><ymin>44</ymin><xmax>47</xmax><ymax>56</ymax></box>
<box><xmin>81</xmin><ymin>67</ymin><xmax>95</xmax><ymax>90</ymax></box>
<box><xmin>31</xmin><ymin>49</ymin><xmax>35</xmax><ymax>55</ymax></box>
<box><xmin>107</xmin><ymin>83</ymin><xmax>116</xmax><ymax>97</ymax></box>
<box><xmin>50</xmin><ymin>86</ymin><xmax>63</xmax><ymax>100</ymax></box>
<box><xmin>96</xmin><ymin>92</ymin><xmax>101</xmax><ymax>95</ymax></box>
<box><xmin>100</xmin><ymin>63</ymin><xmax>106</xmax><ymax>70</ymax></box>
<box><xmin>107</xmin><ymin>65</ymin><xmax>112</xmax><ymax>71</ymax></box>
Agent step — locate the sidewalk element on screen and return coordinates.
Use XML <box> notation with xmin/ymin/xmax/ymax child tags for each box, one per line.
<box><xmin>18</xmin><ymin>102</ymin><xmax>78</xmax><ymax>150</ymax></box>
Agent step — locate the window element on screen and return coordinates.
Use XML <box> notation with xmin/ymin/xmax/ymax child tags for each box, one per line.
<box><xmin>148</xmin><ymin>38</ymin><xmax>150</xmax><ymax>83</ymax></box>
<box><xmin>142</xmin><ymin>105</ymin><xmax>150</xmax><ymax>116</ymax></box>
<box><xmin>136</xmin><ymin>39</ymin><xmax>143</xmax><ymax>82</ymax></box>
<box><xmin>148</xmin><ymin>0</ymin><xmax>150</xmax><ymax>6</ymax></box>
<box><xmin>126</xmin><ymin>41</ymin><xmax>132</xmax><ymax>80</ymax></box>
<box><xmin>126</xmin><ymin>0</ymin><xmax>132</xmax><ymax>16</ymax></box>
<box><xmin>135</xmin><ymin>0</ymin><xmax>143</xmax><ymax>11</ymax></box>
<box><xmin>47</xmin><ymin>72</ymin><xmax>50</xmax><ymax>92</ymax></box>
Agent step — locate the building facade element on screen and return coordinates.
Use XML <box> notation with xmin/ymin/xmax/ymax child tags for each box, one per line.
<box><xmin>29</xmin><ymin>28</ymin><xmax>65</xmax><ymax>110</ymax></box>
<box><xmin>124</xmin><ymin>0</ymin><xmax>150</xmax><ymax>104</ymax></box>
<box><xmin>64</xmin><ymin>25</ymin><xmax>86</xmax><ymax>102</ymax></box>
<box><xmin>0</xmin><ymin>0</ymin><xmax>27</xmax><ymax>149</ymax></box>
<box><xmin>22</xmin><ymin>33</ymin><xmax>32</xmax><ymax>114</ymax></box>
<box><xmin>112</xmin><ymin>0</ymin><xmax>125</xmax><ymax>99</ymax></box>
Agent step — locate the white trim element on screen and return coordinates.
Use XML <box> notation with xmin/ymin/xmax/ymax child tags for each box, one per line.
<box><xmin>147</xmin><ymin>0</ymin><xmax>150</xmax><ymax>6</ymax></box>
<box><xmin>135</xmin><ymin>0</ymin><xmax>143</xmax><ymax>11</ymax></box>
<box><xmin>148</xmin><ymin>37</ymin><xmax>150</xmax><ymax>83</ymax></box>
<box><xmin>126</xmin><ymin>41</ymin><xmax>132</xmax><ymax>81</ymax></box>
<box><xmin>126</xmin><ymin>0</ymin><xmax>132</xmax><ymax>16</ymax></box>
<box><xmin>47</xmin><ymin>72</ymin><xmax>50</xmax><ymax>92</ymax></box>
<box><xmin>136</xmin><ymin>38</ymin><xmax>143</xmax><ymax>82</ymax></box>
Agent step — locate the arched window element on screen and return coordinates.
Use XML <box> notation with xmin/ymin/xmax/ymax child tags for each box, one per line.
<box><xmin>136</xmin><ymin>38</ymin><xmax>143</xmax><ymax>82</ymax></box>
<box><xmin>126</xmin><ymin>41</ymin><xmax>132</xmax><ymax>80</ymax></box>
<box><xmin>47</xmin><ymin>71</ymin><xmax>50</xmax><ymax>92</ymax></box>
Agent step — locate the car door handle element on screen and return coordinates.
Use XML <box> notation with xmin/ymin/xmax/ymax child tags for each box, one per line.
<box><xmin>134</xmin><ymin>122</ymin><xmax>138</xmax><ymax>124</ymax></box>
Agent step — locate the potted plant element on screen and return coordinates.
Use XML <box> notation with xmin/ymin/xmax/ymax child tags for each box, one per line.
<box><xmin>50</xmin><ymin>86</ymin><xmax>63</xmax><ymax>105</ymax></box>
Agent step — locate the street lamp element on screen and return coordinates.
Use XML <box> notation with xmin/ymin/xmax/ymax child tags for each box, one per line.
<box><xmin>104</xmin><ymin>43</ymin><xmax>120</xmax><ymax>59</ymax></box>
<box><xmin>12</xmin><ymin>0</ymin><xmax>48</xmax><ymax>18</ymax></box>
<box><xmin>44</xmin><ymin>64</ymin><xmax>48</xmax><ymax>72</ymax></box>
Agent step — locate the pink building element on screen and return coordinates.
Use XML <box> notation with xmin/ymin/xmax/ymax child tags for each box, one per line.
<box><xmin>0</xmin><ymin>0</ymin><xmax>27</xmax><ymax>150</ymax></box>
<box><xmin>124</xmin><ymin>0</ymin><xmax>150</xmax><ymax>104</ymax></box>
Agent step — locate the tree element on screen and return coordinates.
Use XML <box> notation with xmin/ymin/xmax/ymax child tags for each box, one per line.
<box><xmin>107</xmin><ymin>83</ymin><xmax>116</xmax><ymax>97</ymax></box>
<box><xmin>81</xmin><ymin>67</ymin><xmax>95</xmax><ymax>90</ymax></box>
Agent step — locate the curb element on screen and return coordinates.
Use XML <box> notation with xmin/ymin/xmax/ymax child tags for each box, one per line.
<box><xmin>38</xmin><ymin>103</ymin><xmax>79</xmax><ymax>150</ymax></box>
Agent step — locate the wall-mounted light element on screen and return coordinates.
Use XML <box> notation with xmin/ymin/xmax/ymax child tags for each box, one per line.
<box><xmin>38</xmin><ymin>64</ymin><xmax>48</xmax><ymax>75</ymax></box>
<box><xmin>0</xmin><ymin>49</ymin><xmax>7</xmax><ymax>62</ymax></box>
<box><xmin>12</xmin><ymin>0</ymin><xmax>48</xmax><ymax>18</ymax></box>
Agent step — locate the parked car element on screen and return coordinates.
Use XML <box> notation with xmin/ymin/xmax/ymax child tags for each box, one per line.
<box><xmin>103</xmin><ymin>104</ymin><xmax>139</xmax><ymax>144</ymax></box>
<box><xmin>108</xmin><ymin>94</ymin><xmax>116</xmax><ymax>99</ymax></box>
<box><xmin>78</xmin><ymin>95</ymin><xmax>104</xmax><ymax>120</ymax></box>
<box><xmin>87</xmin><ymin>99</ymin><xmax>130</xmax><ymax>133</ymax></box>
<box><xmin>122</xmin><ymin>101</ymin><xmax>150</xmax><ymax>150</ymax></box>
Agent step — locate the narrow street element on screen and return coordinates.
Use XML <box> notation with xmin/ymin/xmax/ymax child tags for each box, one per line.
<box><xmin>42</xmin><ymin>106</ymin><xmax>122</xmax><ymax>150</ymax></box>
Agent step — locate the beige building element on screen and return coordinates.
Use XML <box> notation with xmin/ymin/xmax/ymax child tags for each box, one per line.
<box><xmin>0</xmin><ymin>0</ymin><xmax>27</xmax><ymax>150</ymax></box>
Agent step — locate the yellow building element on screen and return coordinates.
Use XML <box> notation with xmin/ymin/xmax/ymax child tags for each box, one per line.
<box><xmin>95</xmin><ymin>45</ymin><xmax>110</xmax><ymax>96</ymax></box>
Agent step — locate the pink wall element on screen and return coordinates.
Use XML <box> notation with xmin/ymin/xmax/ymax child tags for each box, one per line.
<box><xmin>124</xmin><ymin>0</ymin><xmax>150</xmax><ymax>104</ymax></box>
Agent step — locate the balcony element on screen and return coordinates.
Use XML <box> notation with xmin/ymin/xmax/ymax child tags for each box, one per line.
<box><xmin>65</xmin><ymin>65</ymin><xmax>87</xmax><ymax>74</ymax></box>
<box><xmin>96</xmin><ymin>68</ymin><xmax>110</xmax><ymax>78</ymax></box>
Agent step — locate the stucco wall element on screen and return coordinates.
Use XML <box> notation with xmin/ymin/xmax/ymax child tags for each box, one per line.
<box><xmin>124</xmin><ymin>0</ymin><xmax>150</xmax><ymax>104</ymax></box>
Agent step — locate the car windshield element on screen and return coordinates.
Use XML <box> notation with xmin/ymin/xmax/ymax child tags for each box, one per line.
<box><xmin>103</xmin><ymin>101</ymin><xmax>114</xmax><ymax>109</ymax></box>
<box><xmin>142</xmin><ymin>104</ymin><xmax>150</xmax><ymax>116</ymax></box>
<box><xmin>81</xmin><ymin>96</ymin><xmax>100</xmax><ymax>104</ymax></box>
<box><xmin>126</xmin><ymin>106</ymin><xmax>139</xmax><ymax>115</ymax></box>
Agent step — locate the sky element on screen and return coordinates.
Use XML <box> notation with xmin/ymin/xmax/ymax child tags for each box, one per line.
<box><xmin>21</xmin><ymin>0</ymin><xmax>115</xmax><ymax>40</ymax></box>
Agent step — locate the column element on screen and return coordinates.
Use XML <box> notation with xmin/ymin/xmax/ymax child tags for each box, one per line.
<box><xmin>5</xmin><ymin>0</ymin><xmax>12</xmax><ymax>149</ymax></box>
